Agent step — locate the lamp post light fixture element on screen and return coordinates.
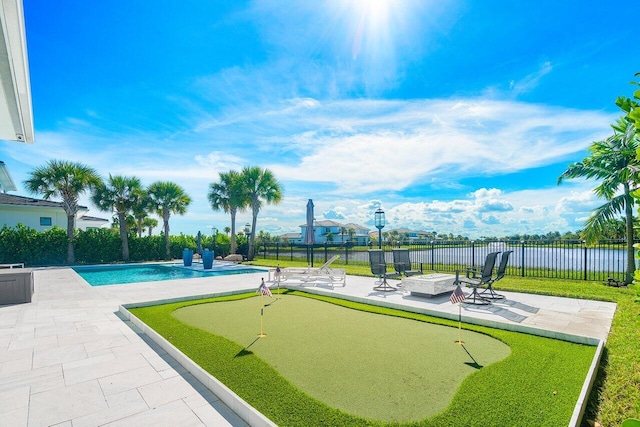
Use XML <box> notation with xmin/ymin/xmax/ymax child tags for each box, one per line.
<box><xmin>374</xmin><ymin>208</ymin><xmax>385</xmax><ymax>249</ymax></box>
<box><xmin>244</xmin><ymin>222</ymin><xmax>251</xmax><ymax>235</ymax></box>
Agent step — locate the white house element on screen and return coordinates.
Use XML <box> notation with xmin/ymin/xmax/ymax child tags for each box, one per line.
<box><xmin>299</xmin><ymin>219</ymin><xmax>371</xmax><ymax>245</ymax></box>
<box><xmin>0</xmin><ymin>193</ymin><xmax>109</xmax><ymax>232</ymax></box>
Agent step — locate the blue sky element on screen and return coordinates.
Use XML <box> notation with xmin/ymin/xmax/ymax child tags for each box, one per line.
<box><xmin>1</xmin><ymin>0</ymin><xmax>639</xmax><ymax>238</ymax></box>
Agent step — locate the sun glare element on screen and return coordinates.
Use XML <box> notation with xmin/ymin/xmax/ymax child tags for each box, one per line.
<box><xmin>350</xmin><ymin>0</ymin><xmax>395</xmax><ymax>59</ymax></box>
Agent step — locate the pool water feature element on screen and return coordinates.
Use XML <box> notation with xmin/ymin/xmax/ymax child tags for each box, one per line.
<box><xmin>73</xmin><ymin>262</ymin><xmax>264</xmax><ymax>286</ymax></box>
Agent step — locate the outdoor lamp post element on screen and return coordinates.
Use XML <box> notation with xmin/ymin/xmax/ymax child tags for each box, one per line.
<box><xmin>374</xmin><ymin>208</ymin><xmax>385</xmax><ymax>249</ymax></box>
<box><xmin>244</xmin><ymin>222</ymin><xmax>251</xmax><ymax>235</ymax></box>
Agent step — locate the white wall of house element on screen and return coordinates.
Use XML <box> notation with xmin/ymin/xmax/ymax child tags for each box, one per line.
<box><xmin>0</xmin><ymin>205</ymin><xmax>87</xmax><ymax>231</ymax></box>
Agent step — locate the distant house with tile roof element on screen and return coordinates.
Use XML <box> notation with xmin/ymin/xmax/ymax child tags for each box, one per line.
<box><xmin>0</xmin><ymin>193</ymin><xmax>109</xmax><ymax>232</ymax></box>
<box><xmin>298</xmin><ymin>219</ymin><xmax>371</xmax><ymax>245</ymax></box>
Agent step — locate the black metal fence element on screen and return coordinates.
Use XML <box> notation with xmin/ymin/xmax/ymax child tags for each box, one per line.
<box><xmin>256</xmin><ymin>239</ymin><xmax>635</xmax><ymax>281</ymax></box>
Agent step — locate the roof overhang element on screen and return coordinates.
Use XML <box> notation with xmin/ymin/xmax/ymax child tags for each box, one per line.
<box><xmin>0</xmin><ymin>0</ymin><xmax>33</xmax><ymax>143</ymax></box>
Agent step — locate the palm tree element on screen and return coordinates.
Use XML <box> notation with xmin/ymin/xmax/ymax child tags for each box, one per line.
<box><xmin>142</xmin><ymin>217</ymin><xmax>158</xmax><ymax>236</ymax></box>
<box><xmin>92</xmin><ymin>175</ymin><xmax>142</xmax><ymax>261</ymax></box>
<box><xmin>147</xmin><ymin>181</ymin><xmax>192</xmax><ymax>259</ymax></box>
<box><xmin>558</xmin><ymin>116</ymin><xmax>640</xmax><ymax>283</ymax></box>
<box><xmin>24</xmin><ymin>160</ymin><xmax>100</xmax><ymax>264</ymax></box>
<box><xmin>131</xmin><ymin>188</ymin><xmax>152</xmax><ymax>237</ymax></box>
<box><xmin>208</xmin><ymin>171</ymin><xmax>246</xmax><ymax>255</ymax></box>
<box><xmin>241</xmin><ymin>166</ymin><xmax>283</xmax><ymax>260</ymax></box>
<box><xmin>348</xmin><ymin>227</ymin><xmax>356</xmax><ymax>243</ymax></box>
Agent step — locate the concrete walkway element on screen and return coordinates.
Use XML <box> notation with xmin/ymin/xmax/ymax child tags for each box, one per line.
<box><xmin>0</xmin><ymin>267</ymin><xmax>617</xmax><ymax>426</ymax></box>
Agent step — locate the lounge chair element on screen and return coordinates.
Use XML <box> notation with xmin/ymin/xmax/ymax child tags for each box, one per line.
<box><xmin>392</xmin><ymin>249</ymin><xmax>423</xmax><ymax>276</ymax></box>
<box><xmin>478</xmin><ymin>250</ymin><xmax>512</xmax><ymax>300</ymax></box>
<box><xmin>368</xmin><ymin>249</ymin><xmax>399</xmax><ymax>292</ymax></box>
<box><xmin>456</xmin><ymin>251</ymin><xmax>500</xmax><ymax>305</ymax></box>
<box><xmin>278</xmin><ymin>255</ymin><xmax>346</xmax><ymax>287</ymax></box>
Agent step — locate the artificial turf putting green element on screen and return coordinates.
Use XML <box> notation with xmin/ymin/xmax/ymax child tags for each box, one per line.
<box><xmin>131</xmin><ymin>290</ymin><xmax>597</xmax><ymax>426</ymax></box>
<box><xmin>173</xmin><ymin>294</ymin><xmax>510</xmax><ymax>422</ymax></box>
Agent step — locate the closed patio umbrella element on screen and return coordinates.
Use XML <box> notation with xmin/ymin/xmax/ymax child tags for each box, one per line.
<box><xmin>196</xmin><ymin>231</ymin><xmax>202</xmax><ymax>255</ymax></box>
<box><xmin>304</xmin><ymin>199</ymin><xmax>315</xmax><ymax>266</ymax></box>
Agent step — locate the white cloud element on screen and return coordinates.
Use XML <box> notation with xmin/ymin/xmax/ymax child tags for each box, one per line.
<box><xmin>509</xmin><ymin>61</ymin><xmax>553</xmax><ymax>95</ymax></box>
<box><xmin>2</xmin><ymin>94</ymin><xmax>613</xmax><ymax>239</ymax></box>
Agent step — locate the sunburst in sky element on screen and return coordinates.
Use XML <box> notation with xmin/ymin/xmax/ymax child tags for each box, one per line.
<box><xmin>1</xmin><ymin>0</ymin><xmax>638</xmax><ymax>238</ymax></box>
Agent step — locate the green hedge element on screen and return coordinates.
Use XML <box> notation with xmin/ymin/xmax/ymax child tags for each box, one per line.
<box><xmin>0</xmin><ymin>224</ymin><xmax>233</xmax><ymax>266</ymax></box>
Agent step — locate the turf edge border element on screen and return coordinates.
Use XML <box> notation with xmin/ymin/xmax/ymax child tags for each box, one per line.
<box><xmin>118</xmin><ymin>286</ymin><xmax>606</xmax><ymax>427</ymax></box>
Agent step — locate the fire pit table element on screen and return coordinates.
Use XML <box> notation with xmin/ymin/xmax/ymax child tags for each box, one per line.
<box><xmin>401</xmin><ymin>273</ymin><xmax>457</xmax><ymax>297</ymax></box>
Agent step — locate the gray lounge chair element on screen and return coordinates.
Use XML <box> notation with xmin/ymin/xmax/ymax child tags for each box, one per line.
<box><xmin>457</xmin><ymin>251</ymin><xmax>500</xmax><ymax>305</ymax></box>
<box><xmin>392</xmin><ymin>249</ymin><xmax>423</xmax><ymax>276</ymax></box>
<box><xmin>478</xmin><ymin>250</ymin><xmax>512</xmax><ymax>300</ymax></box>
<box><xmin>368</xmin><ymin>249</ymin><xmax>399</xmax><ymax>292</ymax></box>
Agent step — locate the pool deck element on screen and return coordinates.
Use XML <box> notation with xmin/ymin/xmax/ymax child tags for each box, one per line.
<box><xmin>0</xmin><ymin>267</ymin><xmax>617</xmax><ymax>426</ymax></box>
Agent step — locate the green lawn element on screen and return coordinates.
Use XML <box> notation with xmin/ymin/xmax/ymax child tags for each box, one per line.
<box><xmin>247</xmin><ymin>259</ymin><xmax>640</xmax><ymax>426</ymax></box>
<box><xmin>131</xmin><ymin>290</ymin><xmax>596</xmax><ymax>426</ymax></box>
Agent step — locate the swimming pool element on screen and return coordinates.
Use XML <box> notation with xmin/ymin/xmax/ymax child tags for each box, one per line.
<box><xmin>73</xmin><ymin>263</ymin><xmax>265</xmax><ymax>286</ymax></box>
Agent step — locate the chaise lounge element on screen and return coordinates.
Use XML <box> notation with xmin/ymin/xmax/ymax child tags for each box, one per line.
<box><xmin>277</xmin><ymin>255</ymin><xmax>346</xmax><ymax>287</ymax></box>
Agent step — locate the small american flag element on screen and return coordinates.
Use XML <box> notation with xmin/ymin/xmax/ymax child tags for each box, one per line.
<box><xmin>258</xmin><ymin>280</ymin><xmax>272</xmax><ymax>297</ymax></box>
<box><xmin>450</xmin><ymin>285</ymin><xmax>466</xmax><ymax>304</ymax></box>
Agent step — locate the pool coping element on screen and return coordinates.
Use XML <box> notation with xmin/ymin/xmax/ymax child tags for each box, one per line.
<box><xmin>119</xmin><ymin>286</ymin><xmax>606</xmax><ymax>427</ymax></box>
<box><xmin>70</xmin><ymin>261</ymin><xmax>268</xmax><ymax>287</ymax></box>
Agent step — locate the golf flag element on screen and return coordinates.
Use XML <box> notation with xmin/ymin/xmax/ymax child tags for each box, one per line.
<box><xmin>450</xmin><ymin>285</ymin><xmax>465</xmax><ymax>304</ymax></box>
<box><xmin>257</xmin><ymin>279</ymin><xmax>272</xmax><ymax>297</ymax></box>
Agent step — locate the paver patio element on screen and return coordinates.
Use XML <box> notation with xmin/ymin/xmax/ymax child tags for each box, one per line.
<box><xmin>0</xmin><ymin>267</ymin><xmax>616</xmax><ymax>426</ymax></box>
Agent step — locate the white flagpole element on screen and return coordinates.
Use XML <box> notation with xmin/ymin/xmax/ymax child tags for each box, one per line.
<box><xmin>258</xmin><ymin>292</ymin><xmax>266</xmax><ymax>337</ymax></box>
<box><xmin>456</xmin><ymin>301</ymin><xmax>464</xmax><ymax>345</ymax></box>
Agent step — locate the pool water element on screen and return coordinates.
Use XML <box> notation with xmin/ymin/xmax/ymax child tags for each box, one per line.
<box><xmin>73</xmin><ymin>263</ymin><xmax>263</xmax><ymax>286</ymax></box>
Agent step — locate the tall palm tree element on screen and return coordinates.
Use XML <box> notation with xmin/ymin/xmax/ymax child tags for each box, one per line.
<box><xmin>148</xmin><ymin>181</ymin><xmax>192</xmax><ymax>259</ymax></box>
<box><xmin>558</xmin><ymin>116</ymin><xmax>640</xmax><ymax>283</ymax></box>
<box><xmin>92</xmin><ymin>175</ymin><xmax>142</xmax><ymax>261</ymax></box>
<box><xmin>241</xmin><ymin>166</ymin><xmax>283</xmax><ymax>260</ymax></box>
<box><xmin>131</xmin><ymin>188</ymin><xmax>152</xmax><ymax>238</ymax></box>
<box><xmin>24</xmin><ymin>160</ymin><xmax>100</xmax><ymax>264</ymax></box>
<box><xmin>208</xmin><ymin>171</ymin><xmax>246</xmax><ymax>255</ymax></box>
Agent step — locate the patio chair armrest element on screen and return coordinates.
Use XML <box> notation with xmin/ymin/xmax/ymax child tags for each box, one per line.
<box><xmin>465</xmin><ymin>267</ymin><xmax>479</xmax><ymax>279</ymax></box>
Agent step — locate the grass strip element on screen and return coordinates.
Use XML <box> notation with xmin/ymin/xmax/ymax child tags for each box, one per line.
<box><xmin>131</xmin><ymin>290</ymin><xmax>595</xmax><ymax>426</ymax></box>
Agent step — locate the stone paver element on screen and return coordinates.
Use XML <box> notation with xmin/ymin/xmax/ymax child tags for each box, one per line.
<box><xmin>0</xmin><ymin>266</ymin><xmax>617</xmax><ymax>426</ymax></box>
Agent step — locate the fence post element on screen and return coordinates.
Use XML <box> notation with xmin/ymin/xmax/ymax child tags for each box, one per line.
<box><xmin>276</xmin><ymin>242</ymin><xmax>279</xmax><ymax>260</ymax></box>
<box><xmin>345</xmin><ymin>243</ymin><xmax>349</xmax><ymax>265</ymax></box>
<box><xmin>324</xmin><ymin>242</ymin><xmax>328</xmax><ymax>263</ymax></box>
<box><xmin>583</xmin><ymin>241</ymin><xmax>588</xmax><ymax>281</ymax></box>
<box><xmin>290</xmin><ymin>242</ymin><xmax>293</xmax><ymax>261</ymax></box>
<box><xmin>521</xmin><ymin>240</ymin><xmax>525</xmax><ymax>277</ymax></box>
<box><xmin>471</xmin><ymin>240</ymin><xmax>475</xmax><ymax>267</ymax></box>
<box><xmin>431</xmin><ymin>241</ymin><xmax>434</xmax><ymax>271</ymax></box>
